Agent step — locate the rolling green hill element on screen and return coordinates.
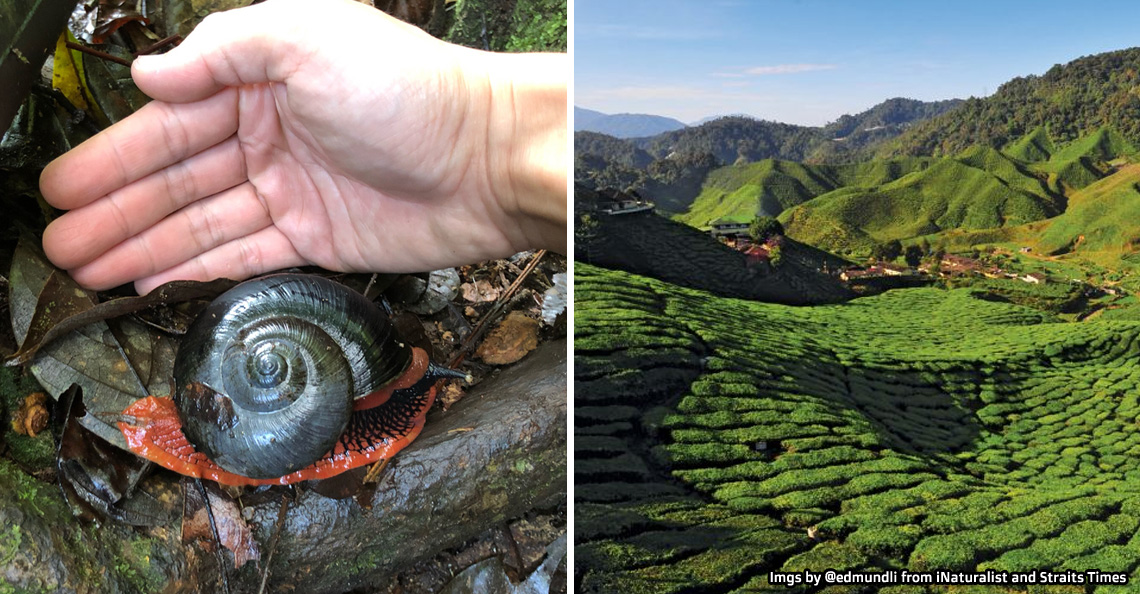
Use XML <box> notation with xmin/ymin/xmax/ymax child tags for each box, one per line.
<box><xmin>1050</xmin><ymin>126</ymin><xmax>1137</xmax><ymax>164</ymax></box>
<box><xmin>577</xmin><ymin>263</ymin><xmax>1140</xmax><ymax>592</ymax></box>
<box><xmin>676</xmin><ymin>157</ymin><xmax>933</xmax><ymax>228</ymax></box>
<box><xmin>778</xmin><ymin>152</ymin><xmax>1063</xmax><ymax>253</ymax></box>
<box><xmin>1003</xmin><ymin>126</ymin><xmax>1056</xmax><ymax>163</ymax></box>
<box><xmin>1035</xmin><ymin>163</ymin><xmax>1140</xmax><ymax>259</ymax></box>
<box><xmin>676</xmin><ymin>128</ymin><xmax>1136</xmax><ymax>257</ymax></box>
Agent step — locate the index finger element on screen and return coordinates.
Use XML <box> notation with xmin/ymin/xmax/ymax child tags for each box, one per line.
<box><xmin>40</xmin><ymin>86</ymin><xmax>239</xmax><ymax>210</ymax></box>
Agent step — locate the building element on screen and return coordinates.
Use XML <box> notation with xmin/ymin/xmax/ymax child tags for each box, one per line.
<box><xmin>877</xmin><ymin>263</ymin><xmax>914</xmax><ymax>277</ymax></box>
<box><xmin>940</xmin><ymin>254</ymin><xmax>983</xmax><ymax>275</ymax></box>
<box><xmin>596</xmin><ymin>188</ymin><xmax>655</xmax><ymax>215</ymax></box>
<box><xmin>708</xmin><ymin>215</ymin><xmax>752</xmax><ymax>240</ymax></box>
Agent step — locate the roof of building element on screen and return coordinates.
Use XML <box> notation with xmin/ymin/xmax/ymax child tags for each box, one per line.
<box><xmin>709</xmin><ymin>215</ymin><xmax>753</xmax><ymax>226</ymax></box>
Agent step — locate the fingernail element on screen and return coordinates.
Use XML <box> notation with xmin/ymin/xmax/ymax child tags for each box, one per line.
<box><xmin>131</xmin><ymin>54</ymin><xmax>155</xmax><ymax>71</ymax></box>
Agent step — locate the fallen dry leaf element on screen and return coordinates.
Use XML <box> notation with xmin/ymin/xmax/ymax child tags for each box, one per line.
<box><xmin>460</xmin><ymin>280</ymin><xmax>501</xmax><ymax>303</ymax></box>
<box><xmin>474</xmin><ymin>311</ymin><xmax>540</xmax><ymax>365</ymax></box>
<box><xmin>183</xmin><ymin>481</ymin><xmax>260</xmax><ymax>569</ymax></box>
<box><xmin>11</xmin><ymin>392</ymin><xmax>48</xmax><ymax>436</ymax></box>
<box><xmin>439</xmin><ymin>381</ymin><xmax>465</xmax><ymax>411</ymax></box>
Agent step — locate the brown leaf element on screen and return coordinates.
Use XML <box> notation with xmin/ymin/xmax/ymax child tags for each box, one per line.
<box><xmin>56</xmin><ymin>384</ymin><xmax>168</xmax><ymax>525</ymax></box>
<box><xmin>10</xmin><ymin>391</ymin><xmax>48</xmax><ymax>436</ymax></box>
<box><xmin>474</xmin><ymin>311</ymin><xmax>540</xmax><ymax>365</ymax></box>
<box><xmin>12</xmin><ymin>268</ymin><xmax>99</xmax><ymax>360</ymax></box>
<box><xmin>183</xmin><ymin>480</ymin><xmax>261</xmax><ymax>569</ymax></box>
<box><xmin>460</xmin><ymin>279</ymin><xmax>500</xmax><ymax>303</ymax></box>
<box><xmin>438</xmin><ymin>381</ymin><xmax>465</xmax><ymax>411</ymax></box>
<box><xmin>7</xmin><ymin>277</ymin><xmax>236</xmax><ymax>366</ymax></box>
<box><xmin>92</xmin><ymin>0</ymin><xmax>149</xmax><ymax>43</ymax></box>
<box><xmin>9</xmin><ymin>238</ymin><xmax>165</xmax><ymax>449</ymax></box>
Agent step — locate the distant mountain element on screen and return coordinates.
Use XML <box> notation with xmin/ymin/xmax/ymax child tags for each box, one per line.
<box><xmin>884</xmin><ymin>47</ymin><xmax>1140</xmax><ymax>157</ymax></box>
<box><xmin>574</xmin><ymin>97</ymin><xmax>962</xmax><ymax>215</ymax></box>
<box><xmin>634</xmin><ymin>98</ymin><xmax>962</xmax><ymax>165</ymax></box>
<box><xmin>574</xmin><ymin>107</ymin><xmax>687</xmax><ymax>138</ymax></box>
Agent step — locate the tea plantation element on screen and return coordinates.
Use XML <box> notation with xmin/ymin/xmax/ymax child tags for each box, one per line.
<box><xmin>576</xmin><ymin>262</ymin><xmax>1140</xmax><ymax>593</ymax></box>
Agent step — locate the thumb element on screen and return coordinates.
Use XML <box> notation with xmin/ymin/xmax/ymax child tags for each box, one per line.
<box><xmin>131</xmin><ymin>0</ymin><xmax>305</xmax><ymax>103</ymax></box>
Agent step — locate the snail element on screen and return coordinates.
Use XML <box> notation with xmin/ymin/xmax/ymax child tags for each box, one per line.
<box><xmin>115</xmin><ymin>274</ymin><xmax>467</xmax><ymax>486</ymax></box>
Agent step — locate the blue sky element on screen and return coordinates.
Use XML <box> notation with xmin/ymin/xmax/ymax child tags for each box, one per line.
<box><xmin>575</xmin><ymin>1</ymin><xmax>1140</xmax><ymax>126</ymax></box>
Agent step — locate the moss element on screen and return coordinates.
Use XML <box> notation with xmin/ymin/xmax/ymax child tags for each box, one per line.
<box><xmin>0</xmin><ymin>459</ymin><xmax>181</xmax><ymax>592</ymax></box>
<box><xmin>111</xmin><ymin>537</ymin><xmax>165</xmax><ymax>593</ymax></box>
<box><xmin>0</xmin><ymin>524</ymin><xmax>22</xmax><ymax>565</ymax></box>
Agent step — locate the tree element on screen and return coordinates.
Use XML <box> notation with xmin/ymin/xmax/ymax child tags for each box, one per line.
<box><xmin>904</xmin><ymin>244</ymin><xmax>924</xmax><ymax>267</ymax></box>
<box><xmin>871</xmin><ymin>239</ymin><xmax>903</xmax><ymax>262</ymax></box>
<box><xmin>749</xmin><ymin>216</ymin><xmax>784</xmax><ymax>243</ymax></box>
<box><xmin>575</xmin><ymin>214</ymin><xmax>601</xmax><ymax>263</ymax></box>
<box><xmin>768</xmin><ymin>245</ymin><xmax>783</xmax><ymax>268</ymax></box>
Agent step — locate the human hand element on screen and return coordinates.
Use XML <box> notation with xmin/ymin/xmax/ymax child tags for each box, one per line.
<box><xmin>40</xmin><ymin>0</ymin><xmax>566</xmax><ymax>294</ymax></box>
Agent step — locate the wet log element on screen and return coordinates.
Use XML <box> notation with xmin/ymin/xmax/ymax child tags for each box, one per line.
<box><xmin>0</xmin><ymin>339</ymin><xmax>566</xmax><ymax>593</ymax></box>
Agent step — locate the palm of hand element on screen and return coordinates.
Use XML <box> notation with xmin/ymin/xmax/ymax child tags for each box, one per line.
<box><xmin>41</xmin><ymin>0</ymin><xmax>520</xmax><ymax>293</ymax></box>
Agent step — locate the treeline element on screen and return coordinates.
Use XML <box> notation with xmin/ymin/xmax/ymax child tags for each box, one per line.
<box><xmin>630</xmin><ymin>98</ymin><xmax>961</xmax><ymax>165</ymax></box>
<box><xmin>884</xmin><ymin>47</ymin><xmax>1140</xmax><ymax>157</ymax></box>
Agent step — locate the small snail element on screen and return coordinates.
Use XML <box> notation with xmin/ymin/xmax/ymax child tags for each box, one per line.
<box><xmin>116</xmin><ymin>274</ymin><xmax>466</xmax><ymax>486</ymax></box>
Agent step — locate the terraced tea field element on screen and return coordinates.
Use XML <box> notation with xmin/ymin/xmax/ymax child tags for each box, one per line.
<box><xmin>576</xmin><ymin>263</ymin><xmax>1140</xmax><ymax>593</ymax></box>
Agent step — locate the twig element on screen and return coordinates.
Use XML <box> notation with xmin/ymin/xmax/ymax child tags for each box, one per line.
<box><xmin>257</xmin><ymin>492</ymin><xmax>291</xmax><ymax>594</ymax></box>
<box><xmin>362</xmin><ymin>456</ymin><xmax>392</xmax><ymax>484</ymax></box>
<box><xmin>500</xmin><ymin>523</ymin><xmax>524</xmax><ymax>583</ymax></box>
<box><xmin>362</xmin><ymin>272</ymin><xmax>381</xmax><ymax>301</ymax></box>
<box><xmin>65</xmin><ymin>41</ymin><xmax>131</xmax><ymax>67</ymax></box>
<box><xmin>134</xmin><ymin>34</ymin><xmax>181</xmax><ymax>56</ymax></box>
<box><xmin>448</xmin><ymin>250</ymin><xmax>546</xmax><ymax>367</ymax></box>
<box><xmin>195</xmin><ymin>479</ymin><xmax>231</xmax><ymax>594</ymax></box>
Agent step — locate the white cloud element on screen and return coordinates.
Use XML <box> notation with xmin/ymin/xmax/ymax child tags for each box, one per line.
<box><xmin>741</xmin><ymin>63</ymin><xmax>839</xmax><ymax>76</ymax></box>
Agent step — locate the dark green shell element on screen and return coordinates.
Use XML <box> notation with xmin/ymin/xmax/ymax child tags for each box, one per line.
<box><xmin>173</xmin><ymin>274</ymin><xmax>411</xmax><ymax>479</ymax></box>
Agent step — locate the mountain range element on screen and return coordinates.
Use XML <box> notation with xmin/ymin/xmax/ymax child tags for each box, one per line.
<box><xmin>574</xmin><ymin>107</ymin><xmax>687</xmax><ymax>138</ymax></box>
<box><xmin>577</xmin><ymin>46</ymin><xmax>1140</xmax><ymax>269</ymax></box>
<box><xmin>576</xmin><ymin>97</ymin><xmax>962</xmax><ymax>213</ymax></box>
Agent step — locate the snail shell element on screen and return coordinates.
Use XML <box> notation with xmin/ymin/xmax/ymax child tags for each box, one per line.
<box><xmin>173</xmin><ymin>274</ymin><xmax>411</xmax><ymax>479</ymax></box>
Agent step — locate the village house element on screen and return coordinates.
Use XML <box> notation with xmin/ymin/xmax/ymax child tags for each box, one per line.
<box><xmin>1021</xmin><ymin>272</ymin><xmax>1047</xmax><ymax>284</ymax></box>
<box><xmin>877</xmin><ymin>263</ymin><xmax>915</xmax><ymax>277</ymax></box>
<box><xmin>708</xmin><ymin>215</ymin><xmax>752</xmax><ymax>240</ymax></box>
<box><xmin>940</xmin><ymin>254</ymin><xmax>983</xmax><ymax>275</ymax></box>
<box><xmin>840</xmin><ymin>267</ymin><xmax>876</xmax><ymax>282</ymax></box>
<box><xmin>840</xmin><ymin>264</ymin><xmax>907</xmax><ymax>281</ymax></box>
<box><xmin>596</xmin><ymin>188</ymin><xmax>654</xmax><ymax>215</ymax></box>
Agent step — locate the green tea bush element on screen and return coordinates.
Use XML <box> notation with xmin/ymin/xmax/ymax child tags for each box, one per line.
<box><xmin>575</xmin><ymin>264</ymin><xmax>1140</xmax><ymax>591</ymax></box>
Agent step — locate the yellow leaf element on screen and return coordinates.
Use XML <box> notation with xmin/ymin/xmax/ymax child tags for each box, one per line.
<box><xmin>52</xmin><ymin>31</ymin><xmax>89</xmax><ymax>111</ymax></box>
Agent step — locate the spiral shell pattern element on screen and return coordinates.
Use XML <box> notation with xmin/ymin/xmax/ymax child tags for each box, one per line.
<box><xmin>173</xmin><ymin>274</ymin><xmax>412</xmax><ymax>479</ymax></box>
